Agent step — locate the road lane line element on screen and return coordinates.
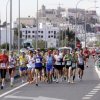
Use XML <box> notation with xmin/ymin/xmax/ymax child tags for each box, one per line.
<box><xmin>0</xmin><ymin>82</ymin><xmax>28</xmax><ymax>98</ymax></box>
<box><xmin>5</xmin><ymin>95</ymin><xmax>34</xmax><ymax>100</ymax></box>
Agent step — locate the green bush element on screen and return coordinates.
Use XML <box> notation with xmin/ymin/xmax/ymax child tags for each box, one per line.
<box><xmin>1</xmin><ymin>43</ymin><xmax>9</xmax><ymax>50</ymax></box>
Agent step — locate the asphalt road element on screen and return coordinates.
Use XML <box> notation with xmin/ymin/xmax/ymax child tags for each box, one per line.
<box><xmin>0</xmin><ymin>57</ymin><xmax>100</xmax><ymax>100</ymax></box>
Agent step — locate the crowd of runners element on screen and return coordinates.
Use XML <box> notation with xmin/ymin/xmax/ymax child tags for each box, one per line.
<box><xmin>0</xmin><ymin>47</ymin><xmax>99</xmax><ymax>89</ymax></box>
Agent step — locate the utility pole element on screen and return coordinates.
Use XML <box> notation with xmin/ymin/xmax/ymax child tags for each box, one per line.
<box><xmin>18</xmin><ymin>0</ymin><xmax>20</xmax><ymax>54</ymax></box>
<box><xmin>9</xmin><ymin>0</ymin><xmax>12</xmax><ymax>52</ymax></box>
<box><xmin>0</xmin><ymin>14</ymin><xmax>1</xmax><ymax>47</ymax></box>
<box><xmin>36</xmin><ymin>0</ymin><xmax>38</xmax><ymax>50</ymax></box>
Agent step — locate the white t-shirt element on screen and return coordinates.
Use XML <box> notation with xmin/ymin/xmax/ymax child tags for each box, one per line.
<box><xmin>9</xmin><ymin>56</ymin><xmax>16</xmax><ymax>68</ymax></box>
<box><xmin>27</xmin><ymin>55</ymin><xmax>35</xmax><ymax>68</ymax></box>
<box><xmin>54</xmin><ymin>55</ymin><xmax>62</xmax><ymax>65</ymax></box>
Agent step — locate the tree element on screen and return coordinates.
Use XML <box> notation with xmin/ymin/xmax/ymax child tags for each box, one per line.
<box><xmin>1</xmin><ymin>43</ymin><xmax>9</xmax><ymax>50</ymax></box>
<box><xmin>59</xmin><ymin>28</ymin><xmax>80</xmax><ymax>48</ymax></box>
<box><xmin>32</xmin><ymin>40</ymin><xmax>46</xmax><ymax>49</ymax></box>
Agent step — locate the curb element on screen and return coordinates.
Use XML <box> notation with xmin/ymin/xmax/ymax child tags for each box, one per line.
<box><xmin>95</xmin><ymin>60</ymin><xmax>100</xmax><ymax>79</ymax></box>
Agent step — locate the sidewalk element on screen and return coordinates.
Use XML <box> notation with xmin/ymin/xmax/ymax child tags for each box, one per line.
<box><xmin>95</xmin><ymin>58</ymin><xmax>100</xmax><ymax>78</ymax></box>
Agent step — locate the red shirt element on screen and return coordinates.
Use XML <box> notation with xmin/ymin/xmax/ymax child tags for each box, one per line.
<box><xmin>0</xmin><ymin>54</ymin><xmax>8</xmax><ymax>63</ymax></box>
<box><xmin>84</xmin><ymin>50</ymin><xmax>90</xmax><ymax>56</ymax></box>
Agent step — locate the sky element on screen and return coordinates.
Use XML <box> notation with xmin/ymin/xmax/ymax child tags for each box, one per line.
<box><xmin>0</xmin><ymin>0</ymin><xmax>100</xmax><ymax>24</ymax></box>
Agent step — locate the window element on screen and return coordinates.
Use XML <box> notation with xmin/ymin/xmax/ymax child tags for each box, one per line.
<box><xmin>51</xmin><ymin>35</ymin><xmax>53</xmax><ymax>37</ymax></box>
<box><xmin>41</xmin><ymin>35</ymin><xmax>43</xmax><ymax>38</ymax></box>
<box><xmin>32</xmin><ymin>35</ymin><xmax>34</xmax><ymax>38</ymax></box>
<box><xmin>25</xmin><ymin>35</ymin><xmax>27</xmax><ymax>39</ymax></box>
<box><xmin>54</xmin><ymin>31</ymin><xmax>56</xmax><ymax>34</ymax></box>
<box><xmin>28</xmin><ymin>35</ymin><xmax>30</xmax><ymax>38</ymax></box>
<box><xmin>25</xmin><ymin>31</ymin><xmax>27</xmax><ymax>34</ymax></box>
<box><xmin>32</xmin><ymin>31</ymin><xmax>34</xmax><ymax>33</ymax></box>
<box><xmin>28</xmin><ymin>31</ymin><xmax>31</xmax><ymax>33</ymax></box>
<box><xmin>41</xmin><ymin>31</ymin><xmax>43</xmax><ymax>33</ymax></box>
<box><xmin>48</xmin><ymin>36</ymin><xmax>50</xmax><ymax>38</ymax></box>
<box><xmin>48</xmin><ymin>31</ymin><xmax>50</xmax><ymax>34</ymax></box>
<box><xmin>51</xmin><ymin>31</ymin><xmax>53</xmax><ymax>33</ymax></box>
<box><xmin>54</xmin><ymin>36</ymin><xmax>56</xmax><ymax>38</ymax></box>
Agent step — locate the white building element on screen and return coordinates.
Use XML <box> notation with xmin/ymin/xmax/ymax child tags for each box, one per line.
<box><xmin>0</xmin><ymin>26</ymin><xmax>14</xmax><ymax>45</ymax></box>
<box><xmin>21</xmin><ymin>22</ymin><xmax>59</xmax><ymax>48</ymax></box>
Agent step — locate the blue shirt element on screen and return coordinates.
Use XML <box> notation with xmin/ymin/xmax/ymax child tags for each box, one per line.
<box><xmin>35</xmin><ymin>55</ymin><xmax>42</xmax><ymax>68</ymax></box>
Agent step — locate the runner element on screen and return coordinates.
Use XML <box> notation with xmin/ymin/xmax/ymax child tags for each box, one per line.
<box><xmin>63</xmin><ymin>49</ymin><xmax>72</xmax><ymax>83</ymax></box>
<box><xmin>46</xmin><ymin>50</ymin><xmax>54</xmax><ymax>83</ymax></box>
<box><xmin>19</xmin><ymin>52</ymin><xmax>28</xmax><ymax>83</ymax></box>
<box><xmin>70</xmin><ymin>50</ymin><xmax>78</xmax><ymax>83</ymax></box>
<box><xmin>83</xmin><ymin>47</ymin><xmax>90</xmax><ymax>67</ymax></box>
<box><xmin>34</xmin><ymin>50</ymin><xmax>43</xmax><ymax>86</ymax></box>
<box><xmin>54</xmin><ymin>50</ymin><xmax>64</xmax><ymax>83</ymax></box>
<box><xmin>0</xmin><ymin>50</ymin><xmax>8</xmax><ymax>89</ymax></box>
<box><xmin>77</xmin><ymin>49</ymin><xmax>85</xmax><ymax>80</ymax></box>
<box><xmin>27</xmin><ymin>50</ymin><xmax>35</xmax><ymax>84</ymax></box>
<box><xmin>8</xmin><ymin>51</ymin><xmax>16</xmax><ymax>87</ymax></box>
<box><xmin>91</xmin><ymin>48</ymin><xmax>96</xmax><ymax>61</ymax></box>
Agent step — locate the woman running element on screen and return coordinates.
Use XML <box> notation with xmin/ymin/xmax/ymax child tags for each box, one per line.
<box><xmin>8</xmin><ymin>51</ymin><xmax>16</xmax><ymax>87</ymax></box>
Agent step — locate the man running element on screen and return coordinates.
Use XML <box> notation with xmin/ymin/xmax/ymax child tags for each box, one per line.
<box><xmin>0</xmin><ymin>50</ymin><xmax>8</xmax><ymax>89</ymax></box>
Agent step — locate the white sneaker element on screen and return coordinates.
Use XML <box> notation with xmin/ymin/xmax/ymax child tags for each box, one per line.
<box><xmin>56</xmin><ymin>79</ymin><xmax>59</xmax><ymax>83</ymax></box>
<box><xmin>22</xmin><ymin>80</ymin><xmax>25</xmax><ymax>83</ymax></box>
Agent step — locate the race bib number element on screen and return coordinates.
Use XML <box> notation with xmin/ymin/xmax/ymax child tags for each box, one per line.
<box><xmin>36</xmin><ymin>59</ymin><xmax>40</xmax><ymax>63</ymax></box>
<box><xmin>72</xmin><ymin>63</ymin><xmax>76</xmax><ymax>68</ymax></box>
<box><xmin>62</xmin><ymin>62</ymin><xmax>65</xmax><ymax>65</ymax></box>
<box><xmin>66</xmin><ymin>61</ymin><xmax>71</xmax><ymax>66</ymax></box>
<box><xmin>55</xmin><ymin>62</ymin><xmax>61</xmax><ymax>65</ymax></box>
<box><xmin>1</xmin><ymin>63</ymin><xmax>6</xmax><ymax>68</ymax></box>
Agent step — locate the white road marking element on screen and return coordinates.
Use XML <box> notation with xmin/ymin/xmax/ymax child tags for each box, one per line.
<box><xmin>90</xmin><ymin>90</ymin><xmax>98</xmax><ymax>93</ymax></box>
<box><xmin>88</xmin><ymin>92</ymin><xmax>96</xmax><ymax>95</ymax></box>
<box><xmin>5</xmin><ymin>95</ymin><xmax>35</xmax><ymax>100</ymax></box>
<box><xmin>5</xmin><ymin>95</ymin><xmax>65</xmax><ymax>100</ymax></box>
<box><xmin>95</xmin><ymin>86</ymin><xmax>100</xmax><ymax>88</ymax></box>
<box><xmin>82</xmin><ymin>97</ymin><xmax>91</xmax><ymax>99</ymax></box>
<box><xmin>93</xmin><ymin>88</ymin><xmax>100</xmax><ymax>91</ymax></box>
<box><xmin>85</xmin><ymin>95</ymin><xmax>93</xmax><ymax>97</ymax></box>
<box><xmin>0</xmin><ymin>82</ymin><xmax>28</xmax><ymax>98</ymax></box>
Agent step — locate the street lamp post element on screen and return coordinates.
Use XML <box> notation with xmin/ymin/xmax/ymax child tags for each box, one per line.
<box><xmin>0</xmin><ymin>13</ymin><xmax>1</xmax><ymax>47</ymax></box>
<box><xmin>6</xmin><ymin>0</ymin><xmax>10</xmax><ymax>50</ymax></box>
<box><xmin>9</xmin><ymin>0</ymin><xmax>12</xmax><ymax>52</ymax></box>
<box><xmin>18</xmin><ymin>0</ymin><xmax>20</xmax><ymax>54</ymax></box>
<box><xmin>75</xmin><ymin>0</ymin><xmax>83</xmax><ymax>48</ymax></box>
<box><xmin>36</xmin><ymin>0</ymin><xmax>38</xmax><ymax>50</ymax></box>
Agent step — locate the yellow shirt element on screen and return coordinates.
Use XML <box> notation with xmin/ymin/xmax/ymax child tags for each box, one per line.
<box><xmin>19</xmin><ymin>56</ymin><xmax>27</xmax><ymax>66</ymax></box>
